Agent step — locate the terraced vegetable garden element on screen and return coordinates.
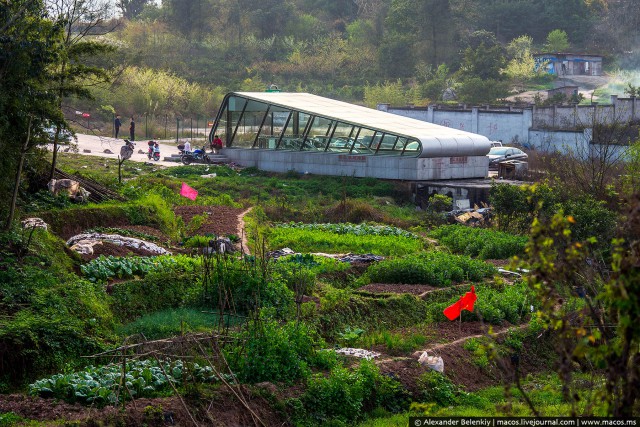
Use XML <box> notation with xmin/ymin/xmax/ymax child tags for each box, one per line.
<box><xmin>0</xmin><ymin>152</ymin><xmax>629</xmax><ymax>425</ymax></box>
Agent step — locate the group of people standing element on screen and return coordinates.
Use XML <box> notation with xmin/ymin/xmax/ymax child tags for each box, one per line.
<box><xmin>114</xmin><ymin>115</ymin><xmax>135</xmax><ymax>141</ymax></box>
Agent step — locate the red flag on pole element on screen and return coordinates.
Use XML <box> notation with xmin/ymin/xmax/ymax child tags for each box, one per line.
<box><xmin>180</xmin><ymin>182</ymin><xmax>198</xmax><ymax>200</ymax></box>
<box><xmin>443</xmin><ymin>285</ymin><xmax>477</xmax><ymax>321</ymax></box>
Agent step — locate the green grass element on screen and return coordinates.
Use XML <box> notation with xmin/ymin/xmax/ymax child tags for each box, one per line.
<box><xmin>355</xmin><ymin>330</ymin><xmax>428</xmax><ymax>355</ymax></box>
<box><xmin>118</xmin><ymin>308</ymin><xmax>243</xmax><ymax>339</ymax></box>
<box><xmin>356</xmin><ymin>373</ymin><xmax>606</xmax><ymax>425</ymax></box>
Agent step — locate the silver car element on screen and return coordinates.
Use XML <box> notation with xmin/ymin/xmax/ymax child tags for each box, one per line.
<box><xmin>487</xmin><ymin>146</ymin><xmax>528</xmax><ymax>169</ymax></box>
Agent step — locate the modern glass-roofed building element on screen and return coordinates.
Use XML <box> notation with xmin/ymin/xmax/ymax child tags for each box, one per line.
<box><xmin>209</xmin><ymin>92</ymin><xmax>492</xmax><ymax>180</ymax></box>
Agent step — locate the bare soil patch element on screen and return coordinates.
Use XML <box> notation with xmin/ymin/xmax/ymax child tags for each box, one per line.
<box><xmin>0</xmin><ymin>387</ymin><xmax>288</xmax><ymax>426</ymax></box>
<box><xmin>429</xmin><ymin>321</ymin><xmax>506</xmax><ymax>344</ymax></box>
<box><xmin>438</xmin><ymin>341</ymin><xmax>499</xmax><ymax>391</ymax></box>
<box><xmin>377</xmin><ymin>358</ymin><xmax>427</xmax><ymax>397</ymax></box>
<box><xmin>173</xmin><ymin>205</ymin><xmax>245</xmax><ymax>237</ymax></box>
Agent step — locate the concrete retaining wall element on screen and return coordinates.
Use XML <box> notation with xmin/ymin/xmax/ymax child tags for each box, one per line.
<box><xmin>380</xmin><ymin>95</ymin><xmax>639</xmax><ymax>150</ymax></box>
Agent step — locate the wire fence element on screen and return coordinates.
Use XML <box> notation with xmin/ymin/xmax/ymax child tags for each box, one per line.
<box><xmin>68</xmin><ymin>109</ymin><xmax>218</xmax><ymax>143</ymax></box>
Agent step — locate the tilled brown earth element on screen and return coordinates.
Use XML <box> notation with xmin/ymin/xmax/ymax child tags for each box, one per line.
<box><xmin>173</xmin><ymin>205</ymin><xmax>246</xmax><ymax>237</ymax></box>
<box><xmin>0</xmin><ymin>389</ymin><xmax>288</xmax><ymax>426</ymax></box>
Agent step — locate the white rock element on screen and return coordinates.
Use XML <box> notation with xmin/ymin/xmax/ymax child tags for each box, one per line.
<box><xmin>66</xmin><ymin>233</ymin><xmax>170</xmax><ymax>255</ymax></box>
<box><xmin>21</xmin><ymin>218</ymin><xmax>48</xmax><ymax>231</ymax></box>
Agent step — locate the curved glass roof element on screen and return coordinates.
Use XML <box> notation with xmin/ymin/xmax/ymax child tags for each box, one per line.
<box><xmin>210</xmin><ymin>92</ymin><xmax>491</xmax><ymax>158</ymax></box>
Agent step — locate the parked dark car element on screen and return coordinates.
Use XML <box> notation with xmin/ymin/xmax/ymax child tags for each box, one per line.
<box><xmin>487</xmin><ymin>146</ymin><xmax>528</xmax><ymax>169</ymax></box>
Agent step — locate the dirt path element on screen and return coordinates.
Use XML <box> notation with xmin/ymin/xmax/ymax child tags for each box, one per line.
<box><xmin>237</xmin><ymin>207</ymin><xmax>253</xmax><ymax>255</ymax></box>
<box><xmin>417</xmin><ymin>322</ymin><xmax>529</xmax><ymax>355</ymax></box>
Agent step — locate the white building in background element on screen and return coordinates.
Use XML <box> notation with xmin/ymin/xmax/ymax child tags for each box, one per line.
<box><xmin>211</xmin><ymin>92</ymin><xmax>492</xmax><ymax>180</ymax></box>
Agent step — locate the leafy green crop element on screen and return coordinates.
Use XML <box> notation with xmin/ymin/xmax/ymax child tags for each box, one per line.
<box><xmin>28</xmin><ymin>359</ymin><xmax>221</xmax><ymax>407</ymax></box>
<box><xmin>277</xmin><ymin>222</ymin><xmax>418</xmax><ymax>239</ymax></box>
<box><xmin>81</xmin><ymin>254</ymin><xmax>198</xmax><ymax>282</ymax></box>
<box><xmin>429</xmin><ymin>225</ymin><xmax>528</xmax><ymax>259</ymax></box>
<box><xmin>268</xmin><ymin>228</ymin><xmax>423</xmax><ymax>256</ymax></box>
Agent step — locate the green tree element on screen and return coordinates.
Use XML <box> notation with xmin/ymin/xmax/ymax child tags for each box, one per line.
<box><xmin>544</xmin><ymin>29</ymin><xmax>570</xmax><ymax>52</ymax></box>
<box><xmin>162</xmin><ymin>0</ymin><xmax>211</xmax><ymax>41</ymax></box>
<box><xmin>239</xmin><ymin>0</ymin><xmax>295</xmax><ymax>39</ymax></box>
<box><xmin>522</xmin><ymin>200</ymin><xmax>639</xmax><ymax>416</ymax></box>
<box><xmin>117</xmin><ymin>0</ymin><xmax>150</xmax><ymax>19</ymax></box>
<box><xmin>0</xmin><ymin>0</ymin><xmax>64</xmax><ymax>228</ymax></box>
<box><xmin>381</xmin><ymin>0</ymin><xmax>457</xmax><ymax>73</ymax></box>
<box><xmin>503</xmin><ymin>35</ymin><xmax>537</xmax><ymax>91</ymax></box>
<box><xmin>363</xmin><ymin>80</ymin><xmax>407</xmax><ymax>108</ymax></box>
<box><xmin>47</xmin><ymin>0</ymin><xmax>116</xmax><ymax>180</ymax></box>
<box><xmin>416</xmin><ymin>63</ymin><xmax>452</xmax><ymax>101</ymax></box>
<box><xmin>457</xmin><ymin>30</ymin><xmax>505</xmax><ymax>81</ymax></box>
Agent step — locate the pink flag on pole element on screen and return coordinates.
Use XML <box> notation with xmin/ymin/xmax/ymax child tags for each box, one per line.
<box><xmin>180</xmin><ymin>182</ymin><xmax>198</xmax><ymax>200</ymax></box>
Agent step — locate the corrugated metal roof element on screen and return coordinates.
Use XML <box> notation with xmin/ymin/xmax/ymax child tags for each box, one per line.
<box><xmin>233</xmin><ymin>92</ymin><xmax>491</xmax><ymax>157</ymax></box>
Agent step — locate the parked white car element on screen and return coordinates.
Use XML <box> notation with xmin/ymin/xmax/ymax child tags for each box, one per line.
<box><xmin>487</xmin><ymin>146</ymin><xmax>528</xmax><ymax>169</ymax></box>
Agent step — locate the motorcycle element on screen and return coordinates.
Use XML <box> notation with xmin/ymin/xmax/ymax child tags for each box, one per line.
<box><xmin>180</xmin><ymin>145</ymin><xmax>210</xmax><ymax>165</ymax></box>
<box><xmin>120</xmin><ymin>139</ymin><xmax>135</xmax><ymax>160</ymax></box>
<box><xmin>147</xmin><ymin>141</ymin><xmax>160</xmax><ymax>161</ymax></box>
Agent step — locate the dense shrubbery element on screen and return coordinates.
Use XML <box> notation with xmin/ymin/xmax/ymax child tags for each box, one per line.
<box><xmin>229</xmin><ymin>319</ymin><xmax>329</xmax><ymax>384</ymax></box>
<box><xmin>0</xmin><ymin>229</ymin><xmax>114</xmax><ymax>386</ymax></box>
<box><xmin>206</xmin><ymin>257</ymin><xmax>294</xmax><ymax>316</ymax></box>
<box><xmin>490</xmin><ymin>183</ymin><xmax>616</xmax><ymax>246</ymax></box>
<box><xmin>273</xmin><ymin>253</ymin><xmax>350</xmax><ymax>278</ymax></box>
<box><xmin>361</xmin><ymin>252</ymin><xmax>496</xmax><ymax>286</ymax></box>
<box><xmin>418</xmin><ymin>371</ymin><xmax>465</xmax><ymax>406</ymax></box>
<box><xmin>109</xmin><ymin>271</ymin><xmax>202</xmax><ymax>322</ymax></box>
<box><xmin>29</xmin><ymin>359</ymin><xmax>218</xmax><ymax>406</ymax></box>
<box><xmin>429</xmin><ymin>225</ymin><xmax>528</xmax><ymax>259</ymax></box>
<box><xmin>429</xmin><ymin>281</ymin><xmax>533</xmax><ymax>325</ymax></box>
<box><xmin>292</xmin><ymin>360</ymin><xmax>408</xmax><ymax>425</ymax></box>
<box><xmin>268</xmin><ymin>227</ymin><xmax>423</xmax><ymax>256</ymax></box>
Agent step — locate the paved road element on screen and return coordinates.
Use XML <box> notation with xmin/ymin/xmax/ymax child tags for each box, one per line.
<box><xmin>52</xmin><ymin>134</ymin><xmax>194</xmax><ymax>167</ymax></box>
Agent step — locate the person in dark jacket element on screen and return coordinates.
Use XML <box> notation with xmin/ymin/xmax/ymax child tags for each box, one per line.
<box><xmin>129</xmin><ymin>116</ymin><xmax>135</xmax><ymax>141</ymax></box>
<box><xmin>114</xmin><ymin>115</ymin><xmax>122</xmax><ymax>138</ymax></box>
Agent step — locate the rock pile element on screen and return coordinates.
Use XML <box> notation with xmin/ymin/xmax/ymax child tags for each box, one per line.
<box><xmin>21</xmin><ymin>218</ymin><xmax>49</xmax><ymax>231</ymax></box>
<box><xmin>338</xmin><ymin>253</ymin><xmax>384</xmax><ymax>263</ymax></box>
<box><xmin>333</xmin><ymin>348</ymin><xmax>381</xmax><ymax>360</ymax></box>
<box><xmin>267</xmin><ymin>248</ymin><xmax>384</xmax><ymax>264</ymax></box>
<box><xmin>66</xmin><ymin>233</ymin><xmax>171</xmax><ymax>256</ymax></box>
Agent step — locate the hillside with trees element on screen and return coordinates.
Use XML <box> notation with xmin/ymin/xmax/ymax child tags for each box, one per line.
<box><xmin>64</xmin><ymin>0</ymin><xmax>640</xmax><ymax>129</ymax></box>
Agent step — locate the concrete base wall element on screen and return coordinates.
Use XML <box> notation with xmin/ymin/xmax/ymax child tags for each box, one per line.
<box><xmin>223</xmin><ymin>148</ymin><xmax>488</xmax><ymax>180</ymax></box>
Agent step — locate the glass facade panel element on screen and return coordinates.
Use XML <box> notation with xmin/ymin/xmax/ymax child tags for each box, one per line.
<box><xmin>212</xmin><ymin>94</ymin><xmax>422</xmax><ymax>157</ymax></box>
<box><xmin>255</xmin><ymin>109</ymin><xmax>276</xmax><ymax>149</ymax></box>
<box><xmin>320</xmin><ymin>121</ymin><xmax>356</xmax><ymax>152</ymax></box>
<box><xmin>392</xmin><ymin>137</ymin><xmax>408</xmax><ymax>153</ymax></box>
<box><xmin>402</xmin><ymin>138</ymin><xmax>421</xmax><ymax>155</ymax></box>
<box><xmin>215</xmin><ymin>105</ymin><xmax>228</xmax><ymax>146</ymax></box>
<box><xmin>353</xmin><ymin>128</ymin><xmax>376</xmax><ymax>154</ymax></box>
